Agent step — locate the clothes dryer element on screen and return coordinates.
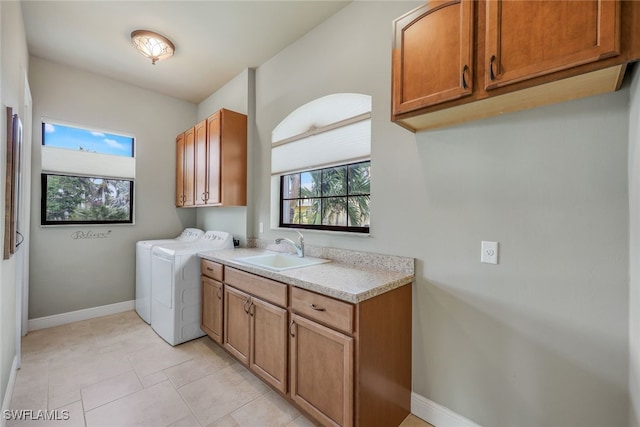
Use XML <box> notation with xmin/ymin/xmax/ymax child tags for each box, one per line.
<box><xmin>150</xmin><ymin>230</ymin><xmax>233</xmax><ymax>345</ymax></box>
<box><xmin>135</xmin><ymin>228</ymin><xmax>204</xmax><ymax>323</ymax></box>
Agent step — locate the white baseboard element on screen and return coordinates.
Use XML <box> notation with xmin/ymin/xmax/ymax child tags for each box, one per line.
<box><xmin>412</xmin><ymin>392</ymin><xmax>482</xmax><ymax>427</ymax></box>
<box><xmin>28</xmin><ymin>300</ymin><xmax>135</xmax><ymax>331</ymax></box>
<box><xmin>1</xmin><ymin>355</ymin><xmax>19</xmax><ymax>427</ymax></box>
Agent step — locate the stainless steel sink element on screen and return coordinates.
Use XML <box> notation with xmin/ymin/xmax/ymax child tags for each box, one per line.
<box><xmin>234</xmin><ymin>253</ymin><xmax>330</xmax><ymax>272</ymax></box>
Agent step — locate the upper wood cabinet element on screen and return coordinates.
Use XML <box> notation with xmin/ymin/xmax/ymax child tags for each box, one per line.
<box><xmin>175</xmin><ymin>127</ymin><xmax>196</xmax><ymax>207</ymax></box>
<box><xmin>392</xmin><ymin>0</ymin><xmax>474</xmax><ymax>114</ymax></box>
<box><xmin>205</xmin><ymin>109</ymin><xmax>247</xmax><ymax>206</ymax></box>
<box><xmin>194</xmin><ymin>119</ymin><xmax>208</xmax><ymax>206</ymax></box>
<box><xmin>484</xmin><ymin>0</ymin><xmax>620</xmax><ymax>90</ymax></box>
<box><xmin>176</xmin><ymin>108</ymin><xmax>247</xmax><ymax>207</ymax></box>
<box><xmin>392</xmin><ymin>0</ymin><xmax>640</xmax><ymax>132</ymax></box>
<box><xmin>175</xmin><ymin>132</ymin><xmax>185</xmax><ymax>206</ymax></box>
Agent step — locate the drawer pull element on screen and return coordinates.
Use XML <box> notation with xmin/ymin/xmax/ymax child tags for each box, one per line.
<box><xmin>289</xmin><ymin>320</ymin><xmax>296</xmax><ymax>337</ymax></box>
<box><xmin>310</xmin><ymin>304</ymin><xmax>326</xmax><ymax>312</ymax></box>
<box><xmin>206</xmin><ymin>267</ymin><xmax>213</xmax><ymax>271</ymax></box>
<box><xmin>461</xmin><ymin>64</ymin><xmax>469</xmax><ymax>89</ymax></box>
<box><xmin>489</xmin><ymin>55</ymin><xmax>497</xmax><ymax>81</ymax></box>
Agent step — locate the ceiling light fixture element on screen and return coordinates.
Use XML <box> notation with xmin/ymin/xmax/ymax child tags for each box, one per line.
<box><xmin>130</xmin><ymin>30</ymin><xmax>175</xmax><ymax>65</ymax></box>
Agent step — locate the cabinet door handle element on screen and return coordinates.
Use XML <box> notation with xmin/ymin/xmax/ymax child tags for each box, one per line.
<box><xmin>204</xmin><ymin>191</ymin><xmax>209</xmax><ymax>202</ymax></box>
<box><xmin>310</xmin><ymin>304</ymin><xmax>326</xmax><ymax>312</ymax></box>
<box><xmin>461</xmin><ymin>65</ymin><xmax>469</xmax><ymax>89</ymax></box>
<box><xmin>489</xmin><ymin>55</ymin><xmax>497</xmax><ymax>81</ymax></box>
<box><xmin>248</xmin><ymin>302</ymin><xmax>254</xmax><ymax>317</ymax></box>
<box><xmin>243</xmin><ymin>299</ymin><xmax>251</xmax><ymax>314</ymax></box>
<box><xmin>216</xmin><ymin>287</ymin><xmax>222</xmax><ymax>300</ymax></box>
<box><xmin>289</xmin><ymin>320</ymin><xmax>296</xmax><ymax>337</ymax></box>
<box><xmin>201</xmin><ymin>192</ymin><xmax>207</xmax><ymax>201</ymax></box>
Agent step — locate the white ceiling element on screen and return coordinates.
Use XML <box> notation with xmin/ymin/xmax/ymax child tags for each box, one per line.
<box><xmin>21</xmin><ymin>1</ymin><xmax>351</xmax><ymax>104</ymax></box>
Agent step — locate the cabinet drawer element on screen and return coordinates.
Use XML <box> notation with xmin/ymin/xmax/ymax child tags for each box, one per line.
<box><xmin>225</xmin><ymin>267</ymin><xmax>287</xmax><ymax>308</ymax></box>
<box><xmin>291</xmin><ymin>287</ymin><xmax>354</xmax><ymax>335</ymax></box>
<box><xmin>201</xmin><ymin>259</ymin><xmax>224</xmax><ymax>281</ymax></box>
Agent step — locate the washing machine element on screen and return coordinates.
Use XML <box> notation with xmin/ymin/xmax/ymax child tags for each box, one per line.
<box><xmin>150</xmin><ymin>230</ymin><xmax>233</xmax><ymax>345</ymax></box>
<box><xmin>135</xmin><ymin>228</ymin><xmax>204</xmax><ymax>323</ymax></box>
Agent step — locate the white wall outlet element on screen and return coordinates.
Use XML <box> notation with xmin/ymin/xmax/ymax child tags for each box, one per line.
<box><xmin>481</xmin><ymin>241</ymin><xmax>499</xmax><ymax>264</ymax></box>
<box><xmin>259</xmin><ymin>222</ymin><xmax>264</xmax><ymax>233</ymax></box>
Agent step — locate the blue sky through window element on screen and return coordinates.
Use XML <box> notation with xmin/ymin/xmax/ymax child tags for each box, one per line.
<box><xmin>43</xmin><ymin>122</ymin><xmax>134</xmax><ymax>157</ymax></box>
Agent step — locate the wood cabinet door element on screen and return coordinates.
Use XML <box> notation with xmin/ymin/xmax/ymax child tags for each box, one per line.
<box><xmin>175</xmin><ymin>132</ymin><xmax>185</xmax><ymax>207</ymax></box>
<box><xmin>392</xmin><ymin>0</ymin><xmax>474</xmax><ymax>115</ymax></box>
<box><xmin>290</xmin><ymin>314</ymin><xmax>353</xmax><ymax>427</ymax></box>
<box><xmin>206</xmin><ymin>112</ymin><xmax>222</xmax><ymax>205</ymax></box>
<box><xmin>223</xmin><ymin>286</ymin><xmax>251</xmax><ymax>365</ymax></box>
<box><xmin>201</xmin><ymin>277</ymin><xmax>223</xmax><ymax>344</ymax></box>
<box><xmin>250</xmin><ymin>298</ymin><xmax>288</xmax><ymax>393</ymax></box>
<box><xmin>194</xmin><ymin>120</ymin><xmax>208</xmax><ymax>206</ymax></box>
<box><xmin>484</xmin><ymin>0</ymin><xmax>620</xmax><ymax>90</ymax></box>
<box><xmin>183</xmin><ymin>127</ymin><xmax>196</xmax><ymax>206</ymax></box>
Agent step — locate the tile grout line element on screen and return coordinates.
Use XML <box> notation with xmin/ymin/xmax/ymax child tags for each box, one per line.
<box><xmin>173</xmin><ymin>380</ymin><xmax>205</xmax><ymax>427</ymax></box>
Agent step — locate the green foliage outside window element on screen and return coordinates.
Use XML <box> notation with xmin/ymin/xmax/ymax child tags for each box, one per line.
<box><xmin>42</xmin><ymin>174</ymin><xmax>133</xmax><ymax>224</ymax></box>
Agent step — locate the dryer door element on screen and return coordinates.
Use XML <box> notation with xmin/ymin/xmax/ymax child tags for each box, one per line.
<box><xmin>151</xmin><ymin>255</ymin><xmax>174</xmax><ymax>309</ymax></box>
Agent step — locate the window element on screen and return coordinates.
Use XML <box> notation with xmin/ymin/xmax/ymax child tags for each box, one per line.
<box><xmin>42</xmin><ymin>122</ymin><xmax>134</xmax><ymax>157</ymax></box>
<box><xmin>271</xmin><ymin>93</ymin><xmax>372</xmax><ymax>233</ymax></box>
<box><xmin>41</xmin><ymin>121</ymin><xmax>135</xmax><ymax>225</ymax></box>
<box><xmin>281</xmin><ymin>161</ymin><xmax>370</xmax><ymax>233</ymax></box>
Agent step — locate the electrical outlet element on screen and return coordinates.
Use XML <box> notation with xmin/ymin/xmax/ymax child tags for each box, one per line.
<box><xmin>481</xmin><ymin>241</ymin><xmax>498</xmax><ymax>264</ymax></box>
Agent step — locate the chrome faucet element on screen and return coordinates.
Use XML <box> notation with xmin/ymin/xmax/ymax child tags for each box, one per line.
<box><xmin>275</xmin><ymin>230</ymin><xmax>305</xmax><ymax>257</ymax></box>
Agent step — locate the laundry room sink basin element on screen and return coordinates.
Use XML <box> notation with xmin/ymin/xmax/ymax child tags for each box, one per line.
<box><xmin>235</xmin><ymin>253</ymin><xmax>330</xmax><ymax>272</ymax></box>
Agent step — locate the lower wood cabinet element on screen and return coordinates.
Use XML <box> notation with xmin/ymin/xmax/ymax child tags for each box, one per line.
<box><xmin>203</xmin><ymin>263</ymin><xmax>412</xmax><ymax>427</ymax></box>
<box><xmin>223</xmin><ymin>285</ymin><xmax>251</xmax><ymax>365</ymax></box>
<box><xmin>201</xmin><ymin>276</ymin><xmax>223</xmax><ymax>344</ymax></box>
<box><xmin>223</xmin><ymin>284</ymin><xmax>288</xmax><ymax>393</ymax></box>
<box><xmin>290</xmin><ymin>313</ymin><xmax>353</xmax><ymax>427</ymax></box>
<box><xmin>201</xmin><ymin>259</ymin><xmax>224</xmax><ymax>344</ymax></box>
<box><xmin>249</xmin><ymin>297</ymin><xmax>288</xmax><ymax>393</ymax></box>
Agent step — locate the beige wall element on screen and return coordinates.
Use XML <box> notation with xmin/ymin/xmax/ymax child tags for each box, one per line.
<box><xmin>629</xmin><ymin>65</ymin><xmax>640</xmax><ymax>427</ymax></box>
<box><xmin>28</xmin><ymin>57</ymin><xmax>197</xmax><ymax>318</ymax></box>
<box><xmin>0</xmin><ymin>0</ymin><xmax>30</xmax><ymax>408</ymax></box>
<box><xmin>253</xmin><ymin>2</ymin><xmax>630</xmax><ymax>426</ymax></box>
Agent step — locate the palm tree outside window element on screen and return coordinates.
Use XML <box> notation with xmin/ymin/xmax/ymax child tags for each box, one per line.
<box><xmin>280</xmin><ymin>161</ymin><xmax>370</xmax><ymax>233</ymax></box>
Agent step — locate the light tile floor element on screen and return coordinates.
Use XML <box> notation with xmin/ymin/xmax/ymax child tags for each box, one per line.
<box><xmin>8</xmin><ymin>311</ymin><xmax>432</xmax><ymax>427</ymax></box>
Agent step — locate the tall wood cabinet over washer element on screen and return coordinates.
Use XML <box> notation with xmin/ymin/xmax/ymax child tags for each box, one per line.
<box><xmin>175</xmin><ymin>108</ymin><xmax>247</xmax><ymax>207</ymax></box>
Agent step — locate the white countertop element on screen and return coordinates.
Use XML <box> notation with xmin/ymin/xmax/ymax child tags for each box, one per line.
<box><xmin>198</xmin><ymin>248</ymin><xmax>414</xmax><ymax>304</ymax></box>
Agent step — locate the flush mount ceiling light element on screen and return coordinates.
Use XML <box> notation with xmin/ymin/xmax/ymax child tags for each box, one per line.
<box><xmin>130</xmin><ymin>30</ymin><xmax>175</xmax><ymax>65</ymax></box>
